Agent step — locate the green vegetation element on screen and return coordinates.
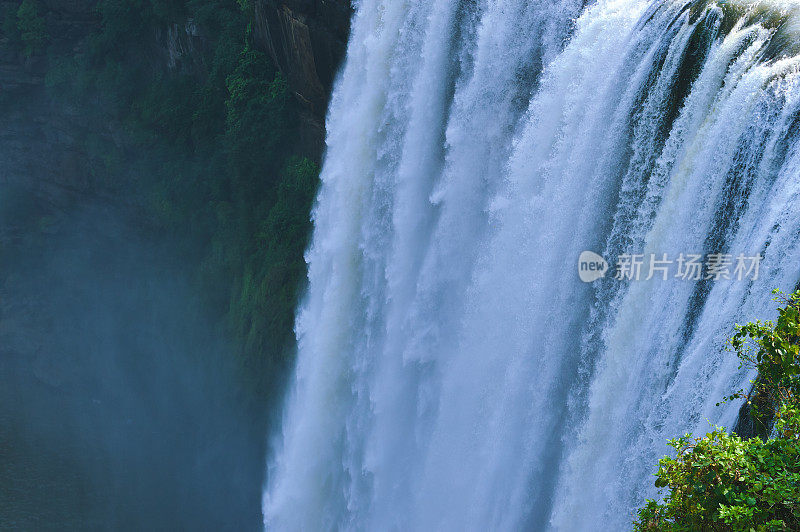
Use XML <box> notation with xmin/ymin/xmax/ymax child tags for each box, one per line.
<box><xmin>2</xmin><ymin>0</ymin><xmax>323</xmax><ymax>409</ymax></box>
<box><xmin>635</xmin><ymin>290</ymin><xmax>800</xmax><ymax>531</ymax></box>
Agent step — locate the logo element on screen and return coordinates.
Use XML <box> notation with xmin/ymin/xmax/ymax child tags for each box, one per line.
<box><xmin>577</xmin><ymin>251</ymin><xmax>762</xmax><ymax>283</ymax></box>
<box><xmin>578</xmin><ymin>251</ymin><xmax>609</xmax><ymax>283</ymax></box>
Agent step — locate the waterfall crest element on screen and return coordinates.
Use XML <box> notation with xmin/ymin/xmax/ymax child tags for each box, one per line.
<box><xmin>265</xmin><ymin>1</ymin><xmax>800</xmax><ymax>529</ymax></box>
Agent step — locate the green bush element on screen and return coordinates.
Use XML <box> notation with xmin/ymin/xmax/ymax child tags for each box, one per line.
<box><xmin>235</xmin><ymin>157</ymin><xmax>319</xmax><ymax>367</ymax></box>
<box><xmin>224</xmin><ymin>47</ymin><xmax>289</xmax><ymax>180</ymax></box>
<box><xmin>634</xmin><ymin>291</ymin><xmax>800</xmax><ymax>531</ymax></box>
<box><xmin>732</xmin><ymin>291</ymin><xmax>800</xmax><ymax>405</ymax></box>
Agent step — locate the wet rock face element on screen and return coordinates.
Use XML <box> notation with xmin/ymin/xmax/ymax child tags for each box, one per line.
<box><xmin>255</xmin><ymin>0</ymin><xmax>352</xmax><ymax>118</ymax></box>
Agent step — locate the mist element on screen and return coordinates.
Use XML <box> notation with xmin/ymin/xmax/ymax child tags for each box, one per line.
<box><xmin>0</xmin><ymin>183</ymin><xmax>264</xmax><ymax>530</ymax></box>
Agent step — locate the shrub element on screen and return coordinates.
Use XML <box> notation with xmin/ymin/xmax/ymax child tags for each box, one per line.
<box><xmin>634</xmin><ymin>291</ymin><xmax>800</xmax><ymax>531</ymax></box>
<box><xmin>224</xmin><ymin>47</ymin><xmax>289</xmax><ymax>180</ymax></box>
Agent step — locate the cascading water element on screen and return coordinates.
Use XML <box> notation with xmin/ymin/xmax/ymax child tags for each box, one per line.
<box><xmin>264</xmin><ymin>0</ymin><xmax>800</xmax><ymax>529</ymax></box>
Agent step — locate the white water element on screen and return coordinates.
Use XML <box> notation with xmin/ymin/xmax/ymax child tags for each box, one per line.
<box><xmin>264</xmin><ymin>0</ymin><xmax>800</xmax><ymax>530</ymax></box>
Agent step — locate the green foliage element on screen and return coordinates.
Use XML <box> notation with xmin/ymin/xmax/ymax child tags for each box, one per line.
<box><xmin>231</xmin><ymin>157</ymin><xmax>319</xmax><ymax>373</ymax></box>
<box><xmin>731</xmin><ymin>290</ymin><xmax>800</xmax><ymax>405</ymax></box>
<box><xmin>635</xmin><ymin>419</ymin><xmax>800</xmax><ymax>531</ymax></box>
<box><xmin>634</xmin><ymin>291</ymin><xmax>800</xmax><ymax>532</ymax></box>
<box><xmin>16</xmin><ymin>0</ymin><xmax>47</xmax><ymax>56</ymax></box>
<box><xmin>224</xmin><ymin>48</ymin><xmax>288</xmax><ymax>179</ymax></box>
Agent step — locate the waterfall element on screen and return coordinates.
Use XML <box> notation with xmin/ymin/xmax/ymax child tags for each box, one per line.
<box><xmin>264</xmin><ymin>0</ymin><xmax>800</xmax><ymax>529</ymax></box>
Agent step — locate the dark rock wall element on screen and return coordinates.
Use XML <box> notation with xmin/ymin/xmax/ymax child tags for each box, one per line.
<box><xmin>255</xmin><ymin>0</ymin><xmax>351</xmax><ymax>115</ymax></box>
<box><xmin>254</xmin><ymin>0</ymin><xmax>352</xmax><ymax>150</ymax></box>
